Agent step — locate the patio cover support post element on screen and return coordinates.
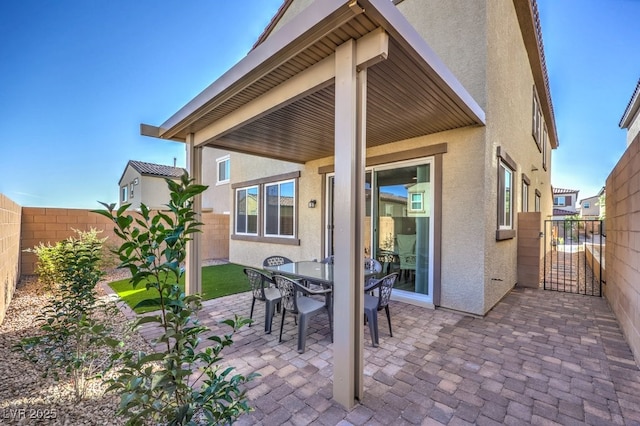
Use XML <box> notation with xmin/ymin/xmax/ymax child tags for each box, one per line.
<box><xmin>333</xmin><ymin>38</ymin><xmax>366</xmax><ymax>409</ymax></box>
<box><xmin>185</xmin><ymin>133</ymin><xmax>202</xmax><ymax>295</ymax></box>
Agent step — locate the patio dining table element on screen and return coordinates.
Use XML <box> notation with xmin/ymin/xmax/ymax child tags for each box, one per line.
<box><xmin>264</xmin><ymin>260</ymin><xmax>379</xmax><ymax>288</ymax></box>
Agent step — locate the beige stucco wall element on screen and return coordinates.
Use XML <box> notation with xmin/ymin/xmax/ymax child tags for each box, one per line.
<box><xmin>139</xmin><ymin>175</ymin><xmax>177</xmax><ymax>210</ymax></box>
<box><xmin>202</xmin><ymin>147</ymin><xmax>231</xmax><ymax>213</ymax></box>
<box><xmin>580</xmin><ymin>195</ymin><xmax>601</xmax><ymax>218</ymax></box>
<box><xmin>605</xmin><ymin>134</ymin><xmax>640</xmax><ymax>365</ymax></box>
<box><xmin>119</xmin><ymin>165</ymin><xmax>180</xmax><ymax>210</ymax></box>
<box><xmin>119</xmin><ymin>166</ymin><xmax>141</xmax><ymax>209</ymax></box>
<box><xmin>397</xmin><ymin>0</ymin><xmax>487</xmax><ymax>110</ymax></box>
<box><xmin>271</xmin><ymin>0</ymin><xmax>315</xmax><ymax>33</ymax></box>
<box><xmin>481</xmin><ymin>0</ymin><xmax>554</xmax><ymax>312</ymax></box>
<box><xmin>0</xmin><ymin>194</ymin><xmax>21</xmax><ymax>325</ymax></box>
<box><xmin>626</xmin><ymin>110</ymin><xmax>640</xmax><ymax>148</ymax></box>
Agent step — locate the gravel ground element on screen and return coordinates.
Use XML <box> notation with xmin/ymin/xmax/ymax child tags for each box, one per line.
<box><xmin>0</xmin><ymin>259</ymin><xmax>227</xmax><ymax>425</ymax></box>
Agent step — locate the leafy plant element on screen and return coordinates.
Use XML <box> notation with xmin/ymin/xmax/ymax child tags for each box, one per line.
<box><xmin>16</xmin><ymin>229</ymin><xmax>118</xmax><ymax>400</ymax></box>
<box><xmin>94</xmin><ymin>173</ymin><xmax>256</xmax><ymax>425</ymax></box>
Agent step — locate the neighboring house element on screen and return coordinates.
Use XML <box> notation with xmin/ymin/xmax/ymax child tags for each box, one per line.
<box><xmin>619</xmin><ymin>78</ymin><xmax>640</xmax><ymax>147</ymax></box>
<box><xmin>552</xmin><ymin>187</ymin><xmax>578</xmax><ymax>219</ymax></box>
<box><xmin>140</xmin><ymin>0</ymin><xmax>558</xmax><ymax>406</ymax></box>
<box><xmin>579</xmin><ymin>187</ymin><xmax>605</xmax><ymax>219</ymax></box>
<box><xmin>202</xmin><ymin>147</ymin><xmax>232</xmax><ymax>214</ymax></box>
<box><xmin>118</xmin><ymin>160</ymin><xmax>185</xmax><ymax>210</ymax></box>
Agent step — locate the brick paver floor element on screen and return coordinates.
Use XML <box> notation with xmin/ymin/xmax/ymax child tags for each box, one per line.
<box><xmin>134</xmin><ymin>287</ymin><xmax>640</xmax><ymax>425</ymax></box>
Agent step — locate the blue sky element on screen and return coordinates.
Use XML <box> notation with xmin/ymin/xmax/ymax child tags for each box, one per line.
<box><xmin>0</xmin><ymin>0</ymin><xmax>638</xmax><ymax>208</ymax></box>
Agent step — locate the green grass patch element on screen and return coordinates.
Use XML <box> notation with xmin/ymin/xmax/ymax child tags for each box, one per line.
<box><xmin>109</xmin><ymin>263</ymin><xmax>250</xmax><ymax>314</ymax></box>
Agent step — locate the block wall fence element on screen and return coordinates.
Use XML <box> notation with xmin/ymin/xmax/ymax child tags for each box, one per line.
<box><xmin>0</xmin><ymin>195</ymin><xmax>22</xmax><ymax>325</ymax></box>
<box><xmin>21</xmin><ymin>208</ymin><xmax>230</xmax><ymax>275</ymax></box>
<box><xmin>605</xmin><ymin>133</ymin><xmax>640</xmax><ymax>365</ymax></box>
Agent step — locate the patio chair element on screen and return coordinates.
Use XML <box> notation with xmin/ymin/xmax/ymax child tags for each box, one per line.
<box><xmin>273</xmin><ymin>274</ymin><xmax>333</xmax><ymax>353</ymax></box>
<box><xmin>319</xmin><ymin>255</ymin><xmax>334</xmax><ymax>264</ymax></box>
<box><xmin>364</xmin><ymin>257</ymin><xmax>383</xmax><ymax>290</ymax></box>
<box><xmin>363</xmin><ymin>272</ymin><xmax>399</xmax><ymax>347</ymax></box>
<box><xmin>396</xmin><ymin>234</ymin><xmax>416</xmax><ymax>281</ymax></box>
<box><xmin>244</xmin><ymin>268</ymin><xmax>282</xmax><ymax>334</ymax></box>
<box><xmin>263</xmin><ymin>255</ymin><xmax>294</xmax><ymax>268</ymax></box>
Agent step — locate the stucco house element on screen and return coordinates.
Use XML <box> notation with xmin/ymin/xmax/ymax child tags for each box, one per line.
<box><xmin>201</xmin><ymin>147</ymin><xmax>232</xmax><ymax>214</ymax></box>
<box><xmin>140</xmin><ymin>0</ymin><xmax>558</xmax><ymax>406</ymax></box>
<box><xmin>619</xmin><ymin>78</ymin><xmax>640</xmax><ymax>147</ymax></box>
<box><xmin>118</xmin><ymin>160</ymin><xmax>185</xmax><ymax>210</ymax></box>
<box><xmin>552</xmin><ymin>187</ymin><xmax>578</xmax><ymax>219</ymax></box>
<box><xmin>579</xmin><ymin>187</ymin><xmax>605</xmax><ymax>220</ymax></box>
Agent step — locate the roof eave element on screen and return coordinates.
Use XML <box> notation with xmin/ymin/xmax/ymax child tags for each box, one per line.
<box><xmin>619</xmin><ymin>79</ymin><xmax>640</xmax><ymax>129</ymax></box>
<box><xmin>513</xmin><ymin>0</ymin><xmax>559</xmax><ymax>149</ymax></box>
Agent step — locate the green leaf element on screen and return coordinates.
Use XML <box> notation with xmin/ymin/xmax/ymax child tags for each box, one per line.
<box><xmin>132</xmin><ymin>298</ymin><xmax>163</xmax><ymax>310</ymax></box>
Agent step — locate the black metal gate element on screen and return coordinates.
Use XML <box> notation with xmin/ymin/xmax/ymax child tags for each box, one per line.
<box><xmin>543</xmin><ymin>219</ymin><xmax>604</xmax><ymax>296</ymax></box>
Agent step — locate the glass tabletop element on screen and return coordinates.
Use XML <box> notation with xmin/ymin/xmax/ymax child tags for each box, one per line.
<box><xmin>265</xmin><ymin>261</ymin><xmax>334</xmax><ymax>285</ymax></box>
<box><xmin>264</xmin><ymin>260</ymin><xmax>378</xmax><ymax>285</ymax></box>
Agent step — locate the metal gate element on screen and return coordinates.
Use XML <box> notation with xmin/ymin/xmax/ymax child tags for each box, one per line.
<box><xmin>543</xmin><ymin>219</ymin><xmax>604</xmax><ymax>296</ymax></box>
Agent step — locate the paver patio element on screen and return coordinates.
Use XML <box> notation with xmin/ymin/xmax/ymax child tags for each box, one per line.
<box><xmin>132</xmin><ymin>286</ymin><xmax>640</xmax><ymax>425</ymax></box>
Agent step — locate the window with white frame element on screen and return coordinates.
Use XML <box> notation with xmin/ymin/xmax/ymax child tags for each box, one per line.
<box><xmin>522</xmin><ymin>176</ymin><xmax>529</xmax><ymax>212</ymax></box>
<box><xmin>498</xmin><ymin>162</ymin><xmax>513</xmax><ymax>229</ymax></box>
<box><xmin>532</xmin><ymin>88</ymin><xmax>542</xmax><ymax>151</ymax></box>
<box><xmin>264</xmin><ymin>180</ymin><xmax>295</xmax><ymax>238</ymax></box>
<box><xmin>497</xmin><ymin>147</ymin><xmax>517</xmax><ymax>240</ymax></box>
<box><xmin>121</xmin><ymin>186</ymin><xmax>128</xmax><ymax>202</ymax></box>
<box><xmin>535</xmin><ymin>190</ymin><xmax>541</xmax><ymax>212</ymax></box>
<box><xmin>216</xmin><ymin>156</ymin><xmax>230</xmax><ymax>184</ymax></box>
<box><xmin>232</xmin><ymin>171</ymin><xmax>300</xmax><ymax>243</ymax></box>
<box><xmin>542</xmin><ymin>126</ymin><xmax>548</xmax><ymax>171</ymax></box>
<box><xmin>235</xmin><ymin>186</ymin><xmax>259</xmax><ymax>235</ymax></box>
<box><xmin>130</xmin><ymin>182</ymin><xmax>134</xmax><ymax>199</ymax></box>
<box><xmin>409</xmin><ymin>192</ymin><xmax>424</xmax><ymax>212</ymax></box>
<box><xmin>583</xmin><ymin>202</ymin><xmax>591</xmax><ymax>209</ymax></box>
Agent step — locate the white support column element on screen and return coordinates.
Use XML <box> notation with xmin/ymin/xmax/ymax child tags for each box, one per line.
<box><xmin>333</xmin><ymin>38</ymin><xmax>366</xmax><ymax>408</ymax></box>
<box><xmin>185</xmin><ymin>133</ymin><xmax>202</xmax><ymax>295</ymax></box>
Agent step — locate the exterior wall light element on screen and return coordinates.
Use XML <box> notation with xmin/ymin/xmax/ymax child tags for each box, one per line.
<box><xmin>308</xmin><ymin>199</ymin><xmax>317</xmax><ymax>208</ymax></box>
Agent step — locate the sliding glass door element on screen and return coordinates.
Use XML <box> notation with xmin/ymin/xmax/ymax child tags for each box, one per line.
<box><xmin>326</xmin><ymin>158</ymin><xmax>434</xmax><ymax>302</ymax></box>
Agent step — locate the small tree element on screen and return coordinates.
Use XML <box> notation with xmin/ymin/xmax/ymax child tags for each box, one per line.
<box><xmin>95</xmin><ymin>173</ymin><xmax>256</xmax><ymax>425</ymax></box>
<box><xmin>16</xmin><ymin>229</ymin><xmax>118</xmax><ymax>400</ymax></box>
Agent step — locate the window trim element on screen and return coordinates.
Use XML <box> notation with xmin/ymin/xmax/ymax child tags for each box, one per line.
<box><xmin>231</xmin><ymin>171</ymin><xmax>301</xmax><ymax>245</ymax></box>
<box><xmin>496</xmin><ymin>147</ymin><xmax>516</xmax><ymax>241</ymax></box>
<box><xmin>532</xmin><ymin>86</ymin><xmax>542</xmax><ymax>152</ymax></box>
<box><xmin>216</xmin><ymin>155</ymin><xmax>230</xmax><ymax>185</ymax></box>
<box><xmin>522</xmin><ymin>173</ymin><xmax>530</xmax><ymax>213</ymax></box>
<box><xmin>263</xmin><ymin>179</ymin><xmax>296</xmax><ymax>239</ymax></box>
<box><xmin>535</xmin><ymin>189</ymin><xmax>541</xmax><ymax>213</ymax></box>
<box><xmin>542</xmin><ymin>125</ymin><xmax>548</xmax><ymax>171</ymax></box>
<box><xmin>235</xmin><ymin>185</ymin><xmax>259</xmax><ymax>236</ymax></box>
<box><xmin>121</xmin><ymin>186</ymin><xmax>128</xmax><ymax>203</ymax></box>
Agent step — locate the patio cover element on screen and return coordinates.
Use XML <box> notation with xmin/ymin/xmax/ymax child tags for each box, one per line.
<box><xmin>141</xmin><ymin>0</ymin><xmax>485</xmax><ymax>409</ymax></box>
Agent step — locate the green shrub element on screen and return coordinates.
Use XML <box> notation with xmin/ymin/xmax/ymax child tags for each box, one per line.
<box><xmin>95</xmin><ymin>173</ymin><xmax>256</xmax><ymax>425</ymax></box>
<box><xmin>16</xmin><ymin>229</ymin><xmax>119</xmax><ymax>400</ymax></box>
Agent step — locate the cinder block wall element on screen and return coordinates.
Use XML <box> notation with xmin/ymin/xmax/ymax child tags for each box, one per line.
<box><xmin>21</xmin><ymin>208</ymin><xmax>230</xmax><ymax>275</ymax></box>
<box><xmin>21</xmin><ymin>208</ymin><xmax>117</xmax><ymax>275</ymax></box>
<box><xmin>201</xmin><ymin>213</ymin><xmax>230</xmax><ymax>260</ymax></box>
<box><xmin>605</xmin><ymin>134</ymin><xmax>640</xmax><ymax>365</ymax></box>
<box><xmin>0</xmin><ymin>194</ymin><xmax>22</xmax><ymax>325</ymax></box>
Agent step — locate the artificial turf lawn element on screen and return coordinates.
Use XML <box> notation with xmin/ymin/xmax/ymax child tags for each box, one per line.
<box><xmin>109</xmin><ymin>263</ymin><xmax>250</xmax><ymax>314</ymax></box>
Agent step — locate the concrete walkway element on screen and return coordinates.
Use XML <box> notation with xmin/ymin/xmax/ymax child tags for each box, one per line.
<box><xmin>136</xmin><ymin>287</ymin><xmax>640</xmax><ymax>425</ymax></box>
